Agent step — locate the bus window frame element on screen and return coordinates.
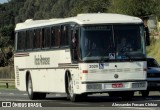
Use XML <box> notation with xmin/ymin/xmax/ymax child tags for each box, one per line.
<box><xmin>15</xmin><ymin>32</ymin><xmax>18</xmax><ymax>51</ymax></box>
<box><xmin>15</xmin><ymin>22</ymin><xmax>80</xmax><ymax>53</ymax></box>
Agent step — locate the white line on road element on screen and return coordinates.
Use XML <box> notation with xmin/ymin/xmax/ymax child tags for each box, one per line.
<box><xmin>0</xmin><ymin>93</ymin><xmax>14</xmax><ymax>95</ymax></box>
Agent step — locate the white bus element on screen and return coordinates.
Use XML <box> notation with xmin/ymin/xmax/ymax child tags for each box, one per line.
<box><xmin>14</xmin><ymin>13</ymin><xmax>149</xmax><ymax>102</ymax></box>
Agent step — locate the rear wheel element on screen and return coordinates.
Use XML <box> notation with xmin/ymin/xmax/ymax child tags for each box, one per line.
<box><xmin>141</xmin><ymin>90</ymin><xmax>149</xmax><ymax>97</ymax></box>
<box><xmin>109</xmin><ymin>92</ymin><xmax>119</xmax><ymax>97</ymax></box>
<box><xmin>67</xmin><ymin>75</ymin><xmax>79</xmax><ymax>102</ymax></box>
<box><xmin>109</xmin><ymin>91</ymin><xmax>134</xmax><ymax>100</ymax></box>
<box><xmin>121</xmin><ymin>91</ymin><xmax>134</xmax><ymax>101</ymax></box>
<box><xmin>27</xmin><ymin>74</ymin><xmax>46</xmax><ymax>100</ymax></box>
<box><xmin>38</xmin><ymin>93</ymin><xmax>46</xmax><ymax>99</ymax></box>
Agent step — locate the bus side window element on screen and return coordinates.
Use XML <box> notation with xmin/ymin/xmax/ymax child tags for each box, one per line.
<box><xmin>51</xmin><ymin>27</ymin><xmax>55</xmax><ymax>47</ymax></box>
<box><xmin>44</xmin><ymin>27</ymin><xmax>51</xmax><ymax>48</ymax></box>
<box><xmin>71</xmin><ymin>29</ymin><xmax>79</xmax><ymax>62</ymax></box>
<box><xmin>61</xmin><ymin>25</ymin><xmax>69</xmax><ymax>47</ymax></box>
<box><xmin>26</xmin><ymin>30</ymin><xmax>33</xmax><ymax>50</ymax></box>
<box><xmin>33</xmin><ymin>29</ymin><xmax>41</xmax><ymax>49</ymax></box>
<box><xmin>54</xmin><ymin>26</ymin><xmax>60</xmax><ymax>47</ymax></box>
<box><xmin>42</xmin><ymin>28</ymin><xmax>45</xmax><ymax>48</ymax></box>
<box><xmin>145</xmin><ymin>26</ymin><xmax>150</xmax><ymax>46</ymax></box>
<box><xmin>17</xmin><ymin>31</ymin><xmax>25</xmax><ymax>51</ymax></box>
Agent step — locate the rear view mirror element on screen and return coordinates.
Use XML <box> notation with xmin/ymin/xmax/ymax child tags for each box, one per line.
<box><xmin>144</xmin><ymin>26</ymin><xmax>150</xmax><ymax>46</ymax></box>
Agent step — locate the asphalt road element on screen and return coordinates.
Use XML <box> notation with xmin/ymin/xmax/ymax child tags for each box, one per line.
<box><xmin>0</xmin><ymin>89</ymin><xmax>160</xmax><ymax>110</ymax></box>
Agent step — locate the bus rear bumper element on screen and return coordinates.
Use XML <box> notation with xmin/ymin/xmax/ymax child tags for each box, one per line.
<box><xmin>79</xmin><ymin>81</ymin><xmax>147</xmax><ymax>93</ymax></box>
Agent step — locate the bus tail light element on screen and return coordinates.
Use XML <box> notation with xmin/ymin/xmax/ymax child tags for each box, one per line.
<box><xmin>82</xmin><ymin>70</ymin><xmax>88</xmax><ymax>74</ymax></box>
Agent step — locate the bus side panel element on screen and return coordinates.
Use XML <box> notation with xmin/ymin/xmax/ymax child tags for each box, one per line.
<box><xmin>68</xmin><ymin>68</ymin><xmax>81</xmax><ymax>94</ymax></box>
<box><xmin>14</xmin><ymin>55</ymin><xmax>27</xmax><ymax>91</ymax></box>
<box><xmin>31</xmin><ymin>69</ymin><xmax>66</xmax><ymax>93</ymax></box>
<box><xmin>14</xmin><ymin>49</ymin><xmax>72</xmax><ymax>93</ymax></box>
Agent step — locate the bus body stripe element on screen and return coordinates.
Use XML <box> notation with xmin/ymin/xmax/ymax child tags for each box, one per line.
<box><xmin>14</xmin><ymin>53</ymin><xmax>30</xmax><ymax>57</ymax></box>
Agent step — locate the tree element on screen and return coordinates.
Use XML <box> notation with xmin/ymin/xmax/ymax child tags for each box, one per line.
<box><xmin>68</xmin><ymin>0</ymin><xmax>110</xmax><ymax>17</ymax></box>
<box><xmin>108</xmin><ymin>0</ymin><xmax>159</xmax><ymax>17</ymax></box>
<box><xmin>0</xmin><ymin>25</ymin><xmax>14</xmax><ymax>47</ymax></box>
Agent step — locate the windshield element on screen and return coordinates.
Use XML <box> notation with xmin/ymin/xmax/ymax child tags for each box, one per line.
<box><xmin>114</xmin><ymin>25</ymin><xmax>145</xmax><ymax>59</ymax></box>
<box><xmin>80</xmin><ymin>26</ymin><xmax>113</xmax><ymax>61</ymax></box>
<box><xmin>80</xmin><ymin>25</ymin><xmax>145</xmax><ymax>62</ymax></box>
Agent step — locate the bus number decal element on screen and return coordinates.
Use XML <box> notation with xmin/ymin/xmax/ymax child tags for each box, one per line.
<box><xmin>89</xmin><ymin>65</ymin><xmax>98</xmax><ymax>68</ymax></box>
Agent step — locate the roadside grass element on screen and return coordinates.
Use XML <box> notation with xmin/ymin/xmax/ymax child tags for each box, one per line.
<box><xmin>0</xmin><ymin>66</ymin><xmax>14</xmax><ymax>79</ymax></box>
<box><xmin>0</xmin><ymin>85</ymin><xmax>15</xmax><ymax>89</ymax></box>
<box><xmin>147</xmin><ymin>37</ymin><xmax>160</xmax><ymax>63</ymax></box>
<box><xmin>0</xmin><ymin>66</ymin><xmax>15</xmax><ymax>89</ymax></box>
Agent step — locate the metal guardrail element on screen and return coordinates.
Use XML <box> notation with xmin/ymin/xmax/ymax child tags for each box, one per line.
<box><xmin>0</xmin><ymin>79</ymin><xmax>15</xmax><ymax>88</ymax></box>
<box><xmin>0</xmin><ymin>66</ymin><xmax>15</xmax><ymax>88</ymax></box>
<box><xmin>0</xmin><ymin>67</ymin><xmax>14</xmax><ymax>79</ymax></box>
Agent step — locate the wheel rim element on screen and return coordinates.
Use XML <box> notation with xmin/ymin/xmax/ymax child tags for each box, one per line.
<box><xmin>68</xmin><ymin>77</ymin><xmax>74</xmax><ymax>97</ymax></box>
<box><xmin>28</xmin><ymin>78</ymin><xmax>32</xmax><ymax>95</ymax></box>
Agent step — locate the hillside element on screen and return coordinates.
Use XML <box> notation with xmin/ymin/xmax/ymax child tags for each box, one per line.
<box><xmin>0</xmin><ymin>0</ymin><xmax>160</xmax><ymax>64</ymax></box>
<box><xmin>147</xmin><ymin>38</ymin><xmax>160</xmax><ymax>63</ymax></box>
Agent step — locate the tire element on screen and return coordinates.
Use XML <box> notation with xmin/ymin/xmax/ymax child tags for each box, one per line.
<box><xmin>27</xmin><ymin>74</ymin><xmax>46</xmax><ymax>100</ymax></box>
<box><xmin>121</xmin><ymin>91</ymin><xmax>134</xmax><ymax>101</ymax></box>
<box><xmin>109</xmin><ymin>91</ymin><xmax>134</xmax><ymax>100</ymax></box>
<box><xmin>109</xmin><ymin>92</ymin><xmax>119</xmax><ymax>97</ymax></box>
<box><xmin>38</xmin><ymin>93</ymin><xmax>46</xmax><ymax>99</ymax></box>
<box><xmin>78</xmin><ymin>93</ymin><xmax>88</xmax><ymax>101</ymax></box>
<box><xmin>67</xmin><ymin>75</ymin><xmax>79</xmax><ymax>102</ymax></box>
<box><xmin>141</xmin><ymin>90</ymin><xmax>149</xmax><ymax>97</ymax></box>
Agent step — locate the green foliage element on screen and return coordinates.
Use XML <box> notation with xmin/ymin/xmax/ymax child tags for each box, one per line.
<box><xmin>15</xmin><ymin>0</ymin><xmax>110</xmax><ymax>21</ymax></box>
<box><xmin>0</xmin><ymin>24</ymin><xmax>14</xmax><ymax>47</ymax></box>
<box><xmin>1</xmin><ymin>0</ymin><xmax>160</xmax><ymax>59</ymax></box>
<box><xmin>67</xmin><ymin>0</ymin><xmax>110</xmax><ymax>17</ymax></box>
<box><xmin>0</xmin><ymin>0</ymin><xmax>25</xmax><ymax>48</ymax></box>
<box><xmin>108</xmin><ymin>0</ymin><xmax>159</xmax><ymax>17</ymax></box>
<box><xmin>147</xmin><ymin>37</ymin><xmax>160</xmax><ymax>63</ymax></box>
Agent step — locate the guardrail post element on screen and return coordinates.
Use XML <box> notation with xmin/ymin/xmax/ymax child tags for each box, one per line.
<box><xmin>6</xmin><ymin>83</ymin><xmax>9</xmax><ymax>88</ymax></box>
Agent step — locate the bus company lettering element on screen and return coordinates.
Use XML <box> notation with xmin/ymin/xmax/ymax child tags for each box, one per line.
<box><xmin>34</xmin><ymin>55</ymin><xmax>50</xmax><ymax>65</ymax></box>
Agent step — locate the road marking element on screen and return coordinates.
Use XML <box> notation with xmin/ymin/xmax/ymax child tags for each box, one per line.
<box><xmin>0</xmin><ymin>92</ymin><xmax>27</xmax><ymax>96</ymax></box>
<box><xmin>0</xmin><ymin>93</ymin><xmax>13</xmax><ymax>95</ymax></box>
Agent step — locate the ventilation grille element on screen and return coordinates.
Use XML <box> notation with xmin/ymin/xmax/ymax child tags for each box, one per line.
<box><xmin>16</xmin><ymin>66</ymin><xmax>20</xmax><ymax>86</ymax></box>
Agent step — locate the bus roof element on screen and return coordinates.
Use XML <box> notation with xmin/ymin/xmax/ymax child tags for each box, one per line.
<box><xmin>15</xmin><ymin>13</ymin><xmax>143</xmax><ymax>31</ymax></box>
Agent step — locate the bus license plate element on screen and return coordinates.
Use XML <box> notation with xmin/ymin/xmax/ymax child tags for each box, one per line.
<box><xmin>132</xmin><ymin>83</ymin><xmax>145</xmax><ymax>88</ymax></box>
<box><xmin>112</xmin><ymin>83</ymin><xmax>123</xmax><ymax>88</ymax></box>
